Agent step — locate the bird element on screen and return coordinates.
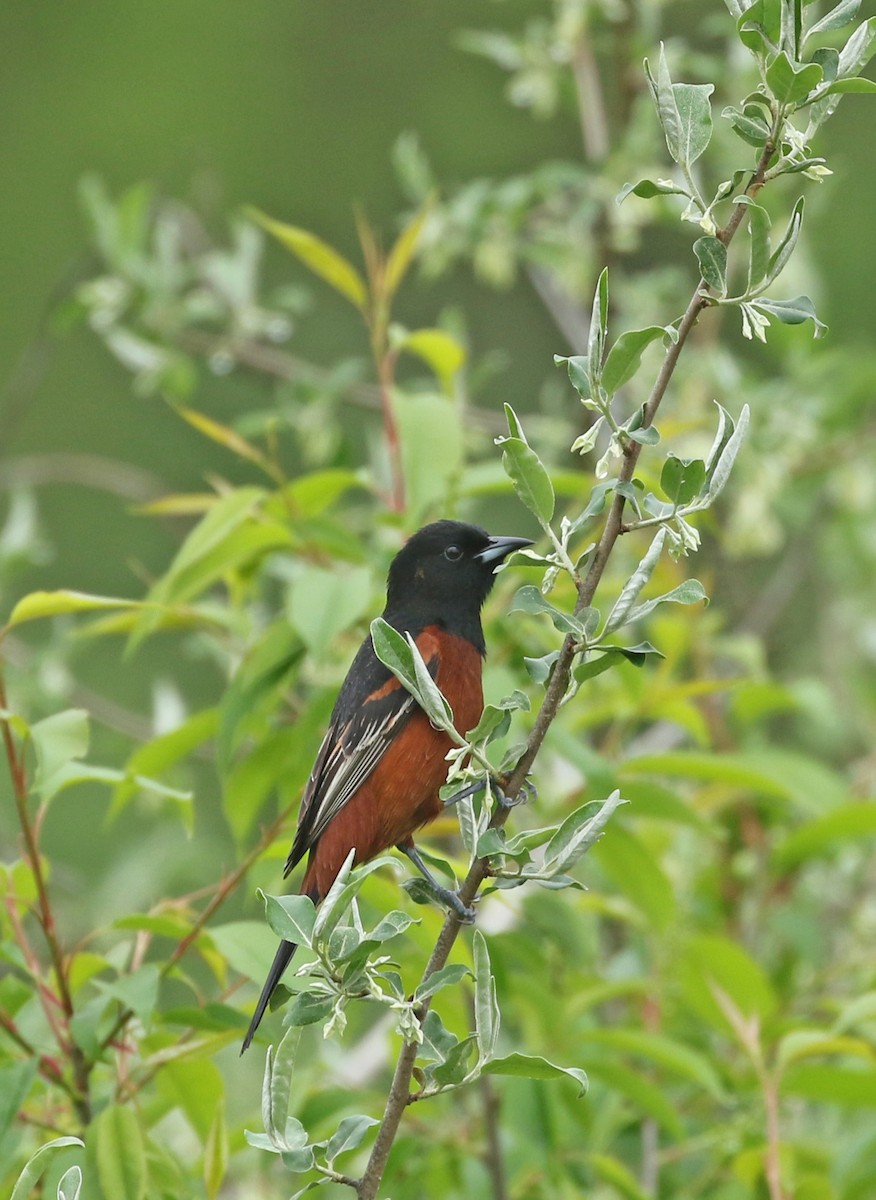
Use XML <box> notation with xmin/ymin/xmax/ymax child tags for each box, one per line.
<box><xmin>241</xmin><ymin>519</ymin><xmax>532</xmax><ymax>1052</ymax></box>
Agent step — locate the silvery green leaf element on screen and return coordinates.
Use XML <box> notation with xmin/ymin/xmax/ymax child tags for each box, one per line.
<box><xmin>694</xmin><ymin>236</ymin><xmax>728</xmax><ymax>294</ymax></box>
<box><xmin>542</xmin><ymin>791</ymin><xmax>626</xmax><ymax>876</ymax></box>
<box><xmin>752</xmin><ymin>295</ymin><xmax>827</xmax><ymax>336</ymax></box>
<box><xmin>645</xmin><ymin>46</ymin><xmax>714</xmax><ymax>169</ymax></box>
<box><xmin>603</xmin><ymin>529</ymin><xmax>667</xmax><ymax>636</ymax></box>
<box><xmin>325</xmin><ymin>1115</ymin><xmax>379</xmax><ymax>1165</ymax></box>
<box><xmin>626</xmin><ymin>579</ymin><xmax>708</xmax><ymax>625</ymax></box>
<box><xmin>706</xmin><ymin>405</ymin><xmax>750</xmax><ymax>502</ymax></box>
<box><xmin>473</xmin><ymin>930</ymin><xmax>500</xmax><ymax>1061</ymax></box>
<box><xmin>762</xmin><ymin>198</ymin><xmax>804</xmax><ymax>289</ymax></box>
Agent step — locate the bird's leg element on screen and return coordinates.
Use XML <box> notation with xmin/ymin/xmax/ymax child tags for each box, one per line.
<box><xmin>442</xmin><ymin>777</ymin><xmax>487</xmax><ymax>808</ymax></box>
<box><xmin>397</xmin><ymin>842</ymin><xmax>475</xmax><ymax>923</ymax></box>
<box><xmin>496</xmin><ymin>776</ymin><xmax>538</xmax><ymax>810</ymax></box>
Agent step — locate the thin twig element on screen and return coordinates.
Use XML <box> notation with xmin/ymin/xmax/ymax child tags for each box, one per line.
<box><xmin>0</xmin><ymin>670</ymin><xmax>93</xmax><ymax>1126</ymax></box>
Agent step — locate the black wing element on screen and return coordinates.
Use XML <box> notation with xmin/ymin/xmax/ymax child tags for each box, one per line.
<box><xmin>283</xmin><ymin>632</ymin><xmax>435</xmax><ymax>877</ymax></box>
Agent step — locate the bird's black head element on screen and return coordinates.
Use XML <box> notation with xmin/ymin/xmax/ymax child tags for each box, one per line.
<box><xmin>384</xmin><ymin>520</ymin><xmax>532</xmax><ymax>653</ymax></box>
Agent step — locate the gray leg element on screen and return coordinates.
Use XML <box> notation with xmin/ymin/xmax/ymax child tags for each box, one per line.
<box><xmin>397</xmin><ymin>842</ymin><xmax>475</xmax><ymax>923</ymax></box>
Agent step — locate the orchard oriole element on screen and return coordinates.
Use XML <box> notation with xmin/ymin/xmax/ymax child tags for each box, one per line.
<box><xmin>241</xmin><ymin>519</ymin><xmax>531</xmax><ymax>1052</ymax></box>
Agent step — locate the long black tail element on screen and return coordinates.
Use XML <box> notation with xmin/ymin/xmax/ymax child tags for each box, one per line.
<box><xmin>240</xmin><ymin>938</ymin><xmax>298</xmax><ymax>1054</ymax></box>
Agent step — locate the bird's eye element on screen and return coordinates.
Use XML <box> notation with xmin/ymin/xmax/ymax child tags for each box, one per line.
<box><xmin>444</xmin><ymin>545</ymin><xmax>463</xmax><ymax>562</ymax></box>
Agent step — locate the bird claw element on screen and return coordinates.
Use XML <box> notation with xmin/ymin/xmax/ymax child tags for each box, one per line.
<box><xmin>496</xmin><ymin>775</ymin><xmax>537</xmax><ymax>810</ymax></box>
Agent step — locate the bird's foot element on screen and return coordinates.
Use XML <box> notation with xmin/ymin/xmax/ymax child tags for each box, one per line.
<box><xmin>495</xmin><ymin>775</ymin><xmax>537</xmax><ymax>810</ymax></box>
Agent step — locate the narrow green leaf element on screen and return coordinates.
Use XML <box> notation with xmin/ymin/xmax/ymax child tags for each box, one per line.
<box><xmin>763</xmin><ymin>197</ymin><xmax>804</xmax><ymax>288</ymax></box>
<box><xmin>10</xmin><ymin>1139</ymin><xmax>84</xmax><ymax>1200</ymax></box>
<box><xmin>95</xmin><ymin>1105</ymin><xmax>147</xmax><ymax>1200</ymax></box>
<box><xmin>6</xmin><ymin>589</ymin><xmax>146</xmax><ymax>629</ymax></box>
<box><xmin>626</xmin><ymin>578</ymin><xmax>708</xmax><ymax>625</ymax></box>
<box><xmin>604</xmin><ymin>529</ymin><xmax>666</xmax><ymax>635</ymax></box>
<box><xmin>645</xmin><ymin>46</ymin><xmax>714</xmax><ymax>169</ymax></box>
<box><xmin>705</xmin><ymin>404</ymin><xmax>750</xmax><ymax>501</ymax></box>
<box><xmin>808</xmin><ymin>0</ymin><xmax>860</xmax><ymax>38</ymax></box>
<box><xmin>482</xmin><ymin>1053</ymin><xmax>588</xmax><ymax>1098</ymax></box>
<box><xmin>510</xmin><ymin>586</ymin><xmax>586</xmax><ymax>639</ymax></box>
<box><xmin>0</xmin><ymin>1062</ymin><xmax>37</xmax><ymax>1143</ymax></box>
<box><xmin>395</xmin><ymin>328</ymin><xmax>466</xmax><ymax>392</ymax></box>
<box><xmin>248</xmin><ymin>209</ymin><xmax>367</xmax><ymax>310</ymax></box>
<box><xmin>837</xmin><ymin>15</ymin><xmax>876</xmax><ymax>77</ymax></box>
<box><xmin>496</xmin><ymin>404</ymin><xmax>554</xmax><ymax>523</ymax></box>
<box><xmin>752</xmin><ymin>295</ymin><xmax>827</xmax><ymax>336</ymax></box>
<box><xmin>285</xmin><ymin>991</ymin><xmax>334</xmax><ymax>1026</ymax></box>
<box><xmin>746</xmin><ymin>201</ymin><xmax>772</xmax><ymax>290</ymax></box>
<box><xmin>473</xmin><ymin>930</ymin><xmax>500</xmax><ymax>1061</ymax></box>
<box><xmin>587</xmin><ymin>268</ymin><xmax>609</xmax><ymax>387</ymax></box>
<box><xmin>265</xmin><ymin>1027</ymin><xmax>304</xmax><ymax>1150</ymax></box>
<box><xmin>694</xmin><ymin>236</ymin><xmax>728</xmax><ymax>294</ymax></box>
<box><xmin>58</xmin><ymin>1166</ymin><xmax>83</xmax><ymax>1200</ymax></box>
<box><xmin>543</xmin><ymin>792</ymin><xmax>625</xmax><ymax>875</ymax></box>
<box><xmin>325</xmin><ymin>1115</ymin><xmax>379</xmax><ymax>1164</ymax></box>
<box><xmin>385</xmin><ymin>201</ymin><xmax>431</xmax><ymax>297</ymax></box>
<box><xmin>602</xmin><ymin>326</ymin><xmax>668</xmax><ymax>394</ymax></box>
<box><xmin>554</xmin><ymin>353</ymin><xmax>590</xmax><ymax>397</ymax></box>
<box><xmin>616</xmin><ymin>178</ymin><xmax>689</xmax><ymax>204</ymax></box>
<box><xmin>579</xmin><ymin>1028</ymin><xmax>725</xmax><ymax>1098</ymax></box>
<box><xmin>204</xmin><ymin>1099</ymin><xmax>228</xmax><ymax>1200</ymax></box>
<box><xmin>414</xmin><ymin>963</ymin><xmax>473</xmax><ymax>1003</ymax></box>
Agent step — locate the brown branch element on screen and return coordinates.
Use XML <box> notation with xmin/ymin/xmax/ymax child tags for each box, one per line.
<box><xmin>354</xmin><ymin>138</ymin><xmax>776</xmax><ymax>1200</ymax></box>
<box><xmin>0</xmin><ymin>670</ymin><xmax>93</xmax><ymax>1127</ymax></box>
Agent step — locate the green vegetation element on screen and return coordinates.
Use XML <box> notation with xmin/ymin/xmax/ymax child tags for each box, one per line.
<box><xmin>2</xmin><ymin>2</ymin><xmax>876</xmax><ymax>1198</ymax></box>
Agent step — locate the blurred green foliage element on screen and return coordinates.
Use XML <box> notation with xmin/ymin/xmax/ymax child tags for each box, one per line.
<box><xmin>2</xmin><ymin>1</ymin><xmax>876</xmax><ymax>1198</ymax></box>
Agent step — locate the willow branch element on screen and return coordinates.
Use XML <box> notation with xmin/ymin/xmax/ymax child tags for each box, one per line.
<box><xmin>354</xmin><ymin>138</ymin><xmax>776</xmax><ymax>1200</ymax></box>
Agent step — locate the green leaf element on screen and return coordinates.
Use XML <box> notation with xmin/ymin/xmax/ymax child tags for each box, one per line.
<box><xmin>766</xmin><ymin>51</ymin><xmax>823</xmax><ymax>104</ymax></box>
<box><xmin>204</xmin><ymin>1098</ymin><xmax>228</xmax><ymax>1200</ymax></box>
<box><xmin>584</xmin><ymin>1060</ymin><xmax>684</xmax><ymax>1137</ymax></box>
<box><xmin>660</xmin><ymin>456</ymin><xmax>706</xmax><ymax>506</ymax></box>
<box><xmin>482</xmin><ymin>1053</ymin><xmax>588</xmax><ymax>1098</ymax></box>
<box><xmin>385</xmin><ymin>201</ymin><xmax>431</xmax><ymax>297</ymax></box>
<box><xmin>782</xmin><ymin>1064</ymin><xmax>876</xmax><ymax>1107</ymax></box>
<box><xmin>58</xmin><ymin>1166</ymin><xmax>83</xmax><ymax>1200</ymax></box>
<box><xmin>587</xmin><ymin>268</ymin><xmax>609</xmax><ymax>389</ymax></box>
<box><xmin>263</xmin><ymin>1027</ymin><xmax>304</xmax><ymax>1150</ymax></box>
<box><xmin>808</xmin><ymin>0</ymin><xmax>861</xmax><ymax>38</ymax></box>
<box><xmin>285</xmin><ymin>991</ymin><xmax>334</xmax><ymax>1026</ymax></box>
<box><xmin>396</xmin><ymin>391</ymin><xmax>464</xmax><ymax>517</ymax></box>
<box><xmin>752</xmin><ymin>295</ymin><xmax>827</xmax><ymax>336</ymax></box>
<box><xmin>261</xmin><ymin>892</ymin><xmax>317</xmax><ymax>947</ymax></box>
<box><xmin>248</xmin><ymin>209</ymin><xmax>367</xmax><ymax>310</ymax></box>
<box><xmin>645</xmin><ymin>46</ymin><xmax>714</xmax><ymax>169</ymax></box>
<box><xmin>626</xmin><ymin>578</ymin><xmax>708</xmax><ymax>624</ymax></box>
<box><xmin>543</xmin><ymin>792</ymin><xmax>625</xmax><ymax>875</ymax></box>
<box><xmin>594</xmin><ymin>823</ymin><xmax>676</xmax><ymax>931</ymax></box>
<box><xmin>744</xmin><ymin>201</ymin><xmax>772</xmax><ymax>291</ymax></box>
<box><xmin>94</xmin><ymin>1105</ymin><xmax>147</xmax><ymax>1200</ymax></box>
<box><xmin>473</xmin><ymin>930</ymin><xmax>499</xmax><ymax>1061</ymax></box>
<box><xmin>694</xmin><ymin>236</ymin><xmax>728</xmax><ymax>294</ymax></box>
<box><xmin>705</xmin><ymin>404</ymin><xmax>750</xmax><ymax>502</ymax></box>
<box><xmin>431</xmin><ymin>1035</ymin><xmax>478</xmax><ymax>1087</ymax></box>
<box><xmin>0</xmin><ymin>1061</ymin><xmax>37</xmax><ymax>1142</ymax></box>
<box><xmin>773</xmin><ymin>802</ymin><xmax>876</xmax><ymax>869</ymax></box>
<box><xmin>30</xmin><ymin>709</ymin><xmax>90</xmax><ymax>802</ymax></box>
<box><xmin>394</xmin><ymin>328</ymin><xmax>466</xmax><ymax>393</ymax></box>
<box><xmin>414</xmin><ymin>962</ymin><xmax>473</xmax><ymax>1003</ymax></box>
<box><xmin>602</xmin><ymin>326</ymin><xmax>669</xmax><ymax>394</ymax></box>
<box><xmin>369</xmin><ymin>618</ymin><xmax>452</xmax><ymax>728</ymax></box>
<box><xmin>555</xmin><ymin>353</ymin><xmax>590</xmax><ymax>397</ymax></box>
<box><xmin>604</xmin><ymin>529</ymin><xmax>666</xmax><ymax>635</ymax></box>
<box><xmin>325</xmin><ymin>1115</ymin><xmax>379</xmax><ymax>1164</ymax></box>
<box><xmin>616</xmin><ymin>178</ymin><xmax>689</xmax><ymax>204</ymax></box>
<box><xmin>287</xmin><ymin>564</ymin><xmax>372</xmax><ymax>658</ymax></box>
<box><xmin>723</xmin><ymin>103</ymin><xmax>773</xmax><ymax>146</ymax></box>
<box><xmin>10</xmin><ymin>1138</ymin><xmax>84</xmax><ymax>1200</ymax></box>
<box><xmin>678</xmin><ymin>933</ymin><xmax>778</xmax><ymax>1029</ymax></box>
<box><xmin>497</xmin><ymin>404</ymin><xmax>555</xmax><ymax>523</ymax></box>
<box><xmin>588</xmin><ymin>1153</ymin><xmax>652</xmax><ymax>1200</ymax></box>
<box><xmin>837</xmin><ymin>15</ymin><xmax>876</xmax><ymax>78</ymax></box>
<box><xmin>5</xmin><ymin>589</ymin><xmax>146</xmax><ymax>629</ymax></box>
<box><xmin>763</xmin><ymin>197</ymin><xmax>804</xmax><ymax>288</ymax></box>
<box><xmin>579</xmin><ymin>1028</ymin><xmax>725</xmax><ymax>1099</ymax></box>
<box><xmin>510</xmin><ymin>586</ymin><xmax>586</xmax><ymax>639</ymax></box>
<box><xmin>210</xmin><ymin>921</ymin><xmax>280</xmax><ymax>984</ymax></box>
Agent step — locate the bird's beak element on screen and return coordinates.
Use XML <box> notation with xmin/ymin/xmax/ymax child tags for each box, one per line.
<box><xmin>476</xmin><ymin>534</ymin><xmax>534</xmax><ymax>569</ymax></box>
